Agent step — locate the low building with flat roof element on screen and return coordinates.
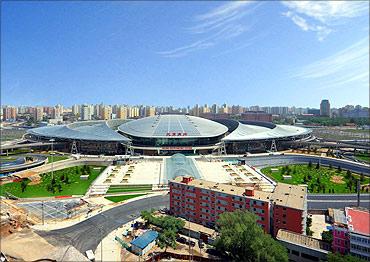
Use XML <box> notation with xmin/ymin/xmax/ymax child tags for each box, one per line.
<box><xmin>276</xmin><ymin>229</ymin><xmax>330</xmax><ymax>262</ymax></box>
<box><xmin>130</xmin><ymin>230</ymin><xmax>158</xmax><ymax>256</ymax></box>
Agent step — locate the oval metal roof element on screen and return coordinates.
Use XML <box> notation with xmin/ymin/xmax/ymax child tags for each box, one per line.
<box><xmin>222</xmin><ymin>122</ymin><xmax>311</xmax><ymax>141</ymax></box>
<box><xmin>118</xmin><ymin>114</ymin><xmax>228</xmax><ymax>138</ymax></box>
<box><xmin>27</xmin><ymin>120</ymin><xmax>130</xmax><ymax>142</ymax></box>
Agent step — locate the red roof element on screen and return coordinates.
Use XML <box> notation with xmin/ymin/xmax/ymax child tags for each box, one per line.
<box><xmin>346</xmin><ymin>207</ymin><xmax>370</xmax><ymax>236</ymax></box>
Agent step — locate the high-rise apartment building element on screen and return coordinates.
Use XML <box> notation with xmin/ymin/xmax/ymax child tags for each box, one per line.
<box><xmin>145</xmin><ymin>106</ymin><xmax>155</xmax><ymax>117</ymax></box>
<box><xmin>34</xmin><ymin>106</ymin><xmax>44</xmax><ymax>121</ymax></box>
<box><xmin>2</xmin><ymin>106</ymin><xmax>17</xmax><ymax>121</ymax></box>
<box><xmin>320</xmin><ymin>99</ymin><xmax>331</xmax><ymax>117</ymax></box>
<box><xmin>100</xmin><ymin>105</ymin><xmax>112</xmax><ymax>120</ymax></box>
<box><xmin>81</xmin><ymin>104</ymin><xmax>92</xmax><ymax>121</ymax></box>
<box><xmin>72</xmin><ymin>104</ymin><xmax>80</xmax><ymax>116</ymax></box>
<box><xmin>117</xmin><ymin>106</ymin><xmax>128</xmax><ymax>119</ymax></box>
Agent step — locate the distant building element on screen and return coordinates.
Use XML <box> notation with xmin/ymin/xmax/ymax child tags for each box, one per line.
<box><xmin>34</xmin><ymin>106</ymin><xmax>44</xmax><ymax>121</ymax></box>
<box><xmin>117</xmin><ymin>106</ymin><xmax>128</xmax><ymax>119</ymax></box>
<box><xmin>145</xmin><ymin>106</ymin><xmax>155</xmax><ymax>117</ymax></box>
<box><xmin>307</xmin><ymin>109</ymin><xmax>320</xmax><ymax>116</ymax></box>
<box><xmin>130</xmin><ymin>230</ymin><xmax>158</xmax><ymax>256</ymax></box>
<box><xmin>81</xmin><ymin>104</ymin><xmax>91</xmax><ymax>121</ymax></box>
<box><xmin>276</xmin><ymin>229</ymin><xmax>330</xmax><ymax>262</ymax></box>
<box><xmin>100</xmin><ymin>105</ymin><xmax>112</xmax><ymax>120</ymax></box>
<box><xmin>170</xmin><ymin>176</ymin><xmax>307</xmax><ymax>236</ymax></box>
<box><xmin>2</xmin><ymin>106</ymin><xmax>17</xmax><ymax>121</ymax></box>
<box><xmin>72</xmin><ymin>104</ymin><xmax>80</xmax><ymax>116</ymax></box>
<box><xmin>241</xmin><ymin>111</ymin><xmax>272</xmax><ymax>122</ymax></box>
<box><xmin>320</xmin><ymin>100</ymin><xmax>331</xmax><ymax>117</ymax></box>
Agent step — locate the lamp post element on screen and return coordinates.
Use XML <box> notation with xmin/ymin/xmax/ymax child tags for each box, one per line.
<box><xmin>49</xmin><ymin>139</ymin><xmax>55</xmax><ymax>180</ymax></box>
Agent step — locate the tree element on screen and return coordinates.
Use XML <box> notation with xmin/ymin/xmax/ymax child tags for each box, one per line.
<box><xmin>322</xmin><ymin>231</ymin><xmax>333</xmax><ymax>244</ymax></box>
<box><xmin>214</xmin><ymin>210</ymin><xmax>288</xmax><ymax>262</ymax></box>
<box><xmin>308</xmin><ymin>161</ymin><xmax>312</xmax><ymax>169</ymax></box>
<box><xmin>360</xmin><ymin>173</ymin><xmax>364</xmax><ymax>182</ymax></box>
<box><xmin>316</xmin><ymin>162</ymin><xmax>320</xmax><ymax>169</ymax></box>
<box><xmin>21</xmin><ymin>179</ymin><xmax>28</xmax><ymax>193</ymax></box>
<box><xmin>306</xmin><ymin>217</ymin><xmax>313</xmax><ymax>236</ymax></box>
<box><xmin>157</xmin><ymin>229</ymin><xmax>177</xmax><ymax>252</ymax></box>
<box><xmin>327</xmin><ymin>252</ymin><xmax>367</xmax><ymax>262</ymax></box>
<box><xmin>337</xmin><ymin>166</ymin><xmax>342</xmax><ymax>173</ymax></box>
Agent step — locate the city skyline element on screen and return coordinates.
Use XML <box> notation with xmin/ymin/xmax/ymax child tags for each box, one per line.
<box><xmin>2</xmin><ymin>1</ymin><xmax>369</xmax><ymax>108</ymax></box>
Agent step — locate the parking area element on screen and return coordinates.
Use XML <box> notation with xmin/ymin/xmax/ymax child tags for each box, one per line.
<box><xmin>17</xmin><ymin>199</ymin><xmax>88</xmax><ymax>220</ymax></box>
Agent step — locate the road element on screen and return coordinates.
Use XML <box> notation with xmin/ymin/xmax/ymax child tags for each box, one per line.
<box><xmin>307</xmin><ymin>194</ymin><xmax>370</xmax><ymax>210</ymax></box>
<box><xmin>37</xmin><ymin>194</ymin><xmax>169</xmax><ymax>254</ymax></box>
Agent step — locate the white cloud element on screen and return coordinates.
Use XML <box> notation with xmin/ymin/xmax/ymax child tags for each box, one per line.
<box><xmin>282</xmin><ymin>1</ymin><xmax>369</xmax><ymax>24</ymax></box>
<box><xmin>294</xmin><ymin>37</ymin><xmax>369</xmax><ymax>89</ymax></box>
<box><xmin>158</xmin><ymin>2</ymin><xmax>259</xmax><ymax>58</ymax></box>
<box><xmin>282</xmin><ymin>1</ymin><xmax>368</xmax><ymax>40</ymax></box>
<box><xmin>283</xmin><ymin>11</ymin><xmax>332</xmax><ymax>41</ymax></box>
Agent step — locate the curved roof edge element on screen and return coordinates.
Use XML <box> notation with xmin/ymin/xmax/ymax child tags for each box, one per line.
<box><xmin>222</xmin><ymin>123</ymin><xmax>312</xmax><ymax>142</ymax></box>
<box><xmin>27</xmin><ymin>120</ymin><xmax>131</xmax><ymax>142</ymax></box>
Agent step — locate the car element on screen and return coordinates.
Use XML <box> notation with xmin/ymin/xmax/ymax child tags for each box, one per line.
<box><xmin>188</xmin><ymin>240</ymin><xmax>196</xmax><ymax>247</ymax></box>
<box><xmin>176</xmin><ymin>236</ymin><xmax>187</xmax><ymax>244</ymax></box>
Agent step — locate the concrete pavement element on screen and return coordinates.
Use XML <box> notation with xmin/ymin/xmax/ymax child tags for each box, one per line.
<box><xmin>36</xmin><ymin>194</ymin><xmax>169</xmax><ymax>253</ymax></box>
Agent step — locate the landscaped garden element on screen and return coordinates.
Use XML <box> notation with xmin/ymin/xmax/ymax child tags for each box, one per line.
<box><xmin>0</xmin><ymin>165</ymin><xmax>104</xmax><ymax>198</ymax></box>
<box><xmin>261</xmin><ymin>163</ymin><xmax>370</xmax><ymax>193</ymax></box>
<box><xmin>105</xmin><ymin>193</ymin><xmax>147</xmax><ymax>203</ymax></box>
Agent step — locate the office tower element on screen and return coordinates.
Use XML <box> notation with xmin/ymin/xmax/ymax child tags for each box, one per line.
<box><xmin>320</xmin><ymin>99</ymin><xmax>331</xmax><ymax>117</ymax></box>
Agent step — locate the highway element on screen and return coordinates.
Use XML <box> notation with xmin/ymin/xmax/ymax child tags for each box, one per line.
<box><xmin>307</xmin><ymin>194</ymin><xmax>370</xmax><ymax>210</ymax></box>
<box><xmin>37</xmin><ymin>194</ymin><xmax>169</xmax><ymax>254</ymax></box>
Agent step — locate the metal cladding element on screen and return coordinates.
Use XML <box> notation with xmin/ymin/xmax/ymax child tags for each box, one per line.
<box><xmin>118</xmin><ymin>114</ymin><xmax>228</xmax><ymax>138</ymax></box>
<box><xmin>27</xmin><ymin>120</ymin><xmax>130</xmax><ymax>142</ymax></box>
<box><xmin>26</xmin><ymin>115</ymin><xmax>312</xmax><ymax>146</ymax></box>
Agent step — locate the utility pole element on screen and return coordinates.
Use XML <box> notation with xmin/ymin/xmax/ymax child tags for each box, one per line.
<box><xmin>42</xmin><ymin>201</ymin><xmax>45</xmax><ymax>225</ymax></box>
<box><xmin>50</xmin><ymin>139</ymin><xmax>55</xmax><ymax>180</ymax></box>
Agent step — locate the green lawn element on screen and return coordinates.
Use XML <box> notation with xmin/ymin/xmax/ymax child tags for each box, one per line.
<box><xmin>47</xmin><ymin>155</ymin><xmax>69</xmax><ymax>163</ymax></box>
<box><xmin>261</xmin><ymin>164</ymin><xmax>370</xmax><ymax>194</ymax></box>
<box><xmin>0</xmin><ymin>165</ymin><xmax>104</xmax><ymax>198</ymax></box>
<box><xmin>106</xmin><ymin>185</ymin><xmax>152</xmax><ymax>194</ymax></box>
<box><xmin>105</xmin><ymin>194</ymin><xmax>147</xmax><ymax>203</ymax></box>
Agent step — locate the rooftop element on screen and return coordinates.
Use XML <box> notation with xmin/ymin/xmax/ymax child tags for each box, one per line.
<box><xmin>222</xmin><ymin>122</ymin><xmax>311</xmax><ymax>141</ymax></box>
<box><xmin>346</xmin><ymin>207</ymin><xmax>370</xmax><ymax>236</ymax></box>
<box><xmin>172</xmin><ymin>177</ymin><xmax>306</xmax><ymax>210</ymax></box>
<box><xmin>27</xmin><ymin>120</ymin><xmax>130</xmax><ymax>142</ymax></box>
<box><xmin>271</xmin><ymin>183</ymin><xmax>307</xmax><ymax>210</ymax></box>
<box><xmin>333</xmin><ymin>209</ymin><xmax>347</xmax><ymax>225</ymax></box>
<box><xmin>276</xmin><ymin>229</ymin><xmax>330</xmax><ymax>252</ymax></box>
<box><xmin>130</xmin><ymin>230</ymin><xmax>158</xmax><ymax>249</ymax></box>
<box><xmin>118</xmin><ymin>114</ymin><xmax>228</xmax><ymax>138</ymax></box>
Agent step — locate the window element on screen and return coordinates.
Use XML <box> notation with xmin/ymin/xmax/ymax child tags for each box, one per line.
<box><xmin>301</xmin><ymin>253</ymin><xmax>319</xmax><ymax>261</ymax></box>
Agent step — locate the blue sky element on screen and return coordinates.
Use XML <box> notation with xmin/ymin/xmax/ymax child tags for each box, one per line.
<box><xmin>2</xmin><ymin>1</ymin><xmax>369</xmax><ymax>108</ymax></box>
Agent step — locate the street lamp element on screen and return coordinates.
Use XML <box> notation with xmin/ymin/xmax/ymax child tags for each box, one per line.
<box><xmin>49</xmin><ymin>139</ymin><xmax>55</xmax><ymax>180</ymax></box>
